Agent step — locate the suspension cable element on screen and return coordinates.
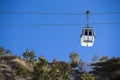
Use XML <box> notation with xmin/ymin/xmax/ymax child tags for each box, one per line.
<box><xmin>0</xmin><ymin>22</ymin><xmax>120</xmax><ymax>26</ymax></box>
<box><xmin>0</xmin><ymin>12</ymin><xmax>120</xmax><ymax>15</ymax></box>
<box><xmin>86</xmin><ymin>10</ymin><xmax>90</xmax><ymax>27</ymax></box>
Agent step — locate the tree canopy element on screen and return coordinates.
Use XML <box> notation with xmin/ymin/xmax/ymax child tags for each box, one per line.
<box><xmin>0</xmin><ymin>47</ymin><xmax>119</xmax><ymax>80</ymax></box>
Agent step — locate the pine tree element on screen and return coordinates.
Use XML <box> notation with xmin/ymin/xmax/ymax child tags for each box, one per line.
<box><xmin>32</xmin><ymin>56</ymin><xmax>49</xmax><ymax>80</ymax></box>
<box><xmin>91</xmin><ymin>57</ymin><xmax>120</xmax><ymax>80</ymax></box>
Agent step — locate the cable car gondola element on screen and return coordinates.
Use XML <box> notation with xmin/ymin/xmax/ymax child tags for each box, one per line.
<box><xmin>80</xmin><ymin>11</ymin><xmax>95</xmax><ymax>47</ymax></box>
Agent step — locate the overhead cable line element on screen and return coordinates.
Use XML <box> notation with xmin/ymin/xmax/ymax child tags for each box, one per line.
<box><xmin>0</xmin><ymin>24</ymin><xmax>82</xmax><ymax>26</ymax></box>
<box><xmin>0</xmin><ymin>12</ymin><xmax>120</xmax><ymax>15</ymax></box>
<box><xmin>0</xmin><ymin>12</ymin><xmax>84</xmax><ymax>15</ymax></box>
<box><xmin>91</xmin><ymin>12</ymin><xmax>120</xmax><ymax>14</ymax></box>
<box><xmin>0</xmin><ymin>22</ymin><xmax>120</xmax><ymax>26</ymax></box>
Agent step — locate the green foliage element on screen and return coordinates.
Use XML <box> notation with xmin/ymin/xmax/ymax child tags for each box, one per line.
<box><xmin>22</xmin><ymin>49</ymin><xmax>36</xmax><ymax>63</ymax></box>
<box><xmin>49</xmin><ymin>62</ymin><xmax>62</xmax><ymax>80</ymax></box>
<box><xmin>16</xmin><ymin>67</ymin><xmax>31</xmax><ymax>78</ymax></box>
<box><xmin>69</xmin><ymin>52</ymin><xmax>79</xmax><ymax>63</ymax></box>
<box><xmin>0</xmin><ymin>64</ymin><xmax>16</xmax><ymax>80</ymax></box>
<box><xmin>92</xmin><ymin>54</ymin><xmax>99</xmax><ymax>62</ymax></box>
<box><xmin>83</xmin><ymin>73</ymin><xmax>95</xmax><ymax>80</ymax></box>
<box><xmin>0</xmin><ymin>47</ymin><xmax>5</xmax><ymax>55</ymax></box>
<box><xmin>33</xmin><ymin>56</ymin><xmax>71</xmax><ymax>80</ymax></box>
<box><xmin>5</xmin><ymin>49</ymin><xmax>12</xmax><ymax>56</ymax></box>
<box><xmin>0</xmin><ymin>47</ymin><xmax>120</xmax><ymax>80</ymax></box>
<box><xmin>50</xmin><ymin>61</ymin><xmax>71</xmax><ymax>80</ymax></box>
<box><xmin>33</xmin><ymin>56</ymin><xmax>49</xmax><ymax>80</ymax></box>
<box><xmin>0</xmin><ymin>47</ymin><xmax>12</xmax><ymax>56</ymax></box>
<box><xmin>69</xmin><ymin>52</ymin><xmax>85</xmax><ymax>80</ymax></box>
<box><xmin>69</xmin><ymin>52</ymin><xmax>80</xmax><ymax>68</ymax></box>
<box><xmin>99</xmin><ymin>55</ymin><xmax>109</xmax><ymax>62</ymax></box>
<box><xmin>91</xmin><ymin>57</ymin><xmax>120</xmax><ymax>80</ymax></box>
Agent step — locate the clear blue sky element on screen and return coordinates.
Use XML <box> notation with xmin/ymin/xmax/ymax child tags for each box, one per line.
<box><xmin>0</xmin><ymin>0</ymin><xmax>120</xmax><ymax>62</ymax></box>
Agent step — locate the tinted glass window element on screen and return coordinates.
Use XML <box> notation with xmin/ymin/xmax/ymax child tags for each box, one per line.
<box><xmin>89</xmin><ymin>30</ymin><xmax>92</xmax><ymax>36</ymax></box>
<box><xmin>85</xmin><ymin>29</ymin><xmax>88</xmax><ymax>35</ymax></box>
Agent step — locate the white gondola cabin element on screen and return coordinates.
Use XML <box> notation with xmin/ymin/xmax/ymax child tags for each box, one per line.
<box><xmin>81</xmin><ymin>27</ymin><xmax>95</xmax><ymax>47</ymax></box>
